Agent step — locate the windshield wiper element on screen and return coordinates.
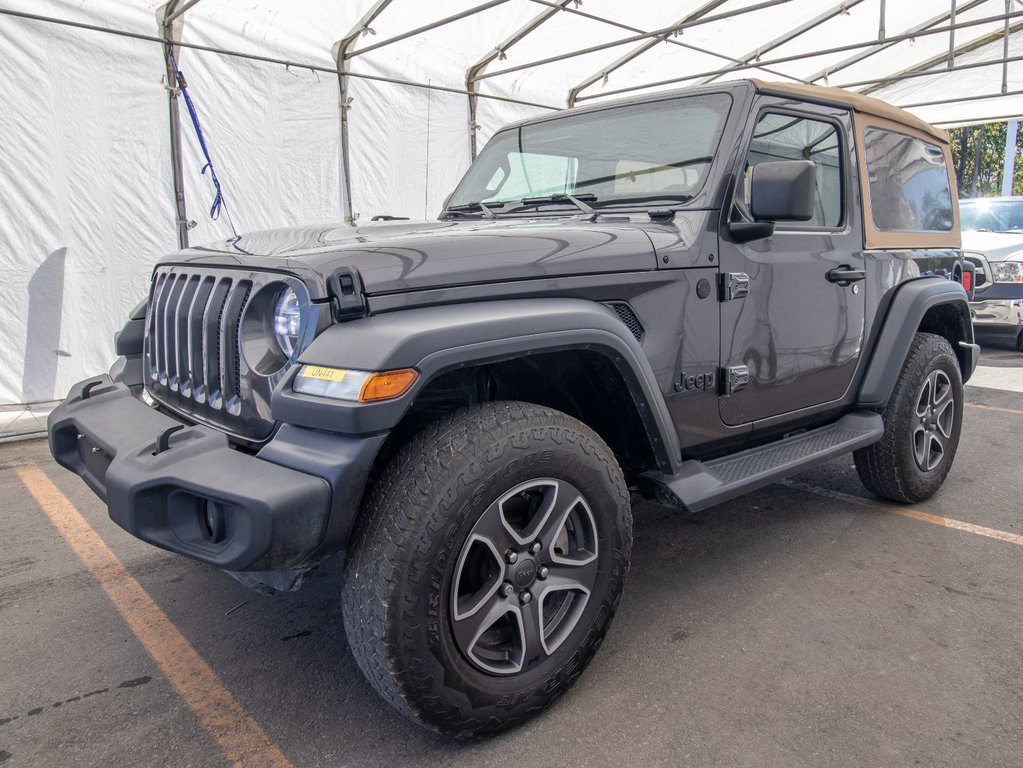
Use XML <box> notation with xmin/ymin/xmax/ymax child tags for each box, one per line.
<box><xmin>593</xmin><ymin>193</ymin><xmax>694</xmax><ymax>208</ymax></box>
<box><xmin>516</xmin><ymin>193</ymin><xmax>597</xmax><ymax>216</ymax></box>
<box><xmin>443</xmin><ymin>201</ymin><xmax>502</xmax><ymax>219</ymax></box>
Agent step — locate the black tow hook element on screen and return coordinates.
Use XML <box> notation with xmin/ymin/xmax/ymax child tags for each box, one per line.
<box><xmin>154</xmin><ymin>425</ymin><xmax>185</xmax><ymax>456</ymax></box>
<box><xmin>81</xmin><ymin>380</ymin><xmax>104</xmax><ymax>400</ymax></box>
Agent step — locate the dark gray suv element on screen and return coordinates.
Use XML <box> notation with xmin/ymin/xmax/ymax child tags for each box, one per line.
<box><xmin>48</xmin><ymin>79</ymin><xmax>977</xmax><ymax>738</ymax></box>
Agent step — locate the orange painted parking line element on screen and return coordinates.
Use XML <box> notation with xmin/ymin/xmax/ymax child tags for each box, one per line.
<box><xmin>16</xmin><ymin>465</ymin><xmax>293</xmax><ymax>768</ymax></box>
<box><xmin>964</xmin><ymin>402</ymin><xmax>1023</xmax><ymax>417</ymax></box>
<box><xmin>782</xmin><ymin>479</ymin><xmax>1023</xmax><ymax>548</ymax></box>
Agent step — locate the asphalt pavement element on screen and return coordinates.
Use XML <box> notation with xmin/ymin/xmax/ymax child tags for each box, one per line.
<box><xmin>1</xmin><ymin>345</ymin><xmax>1021</xmax><ymax>768</ymax></box>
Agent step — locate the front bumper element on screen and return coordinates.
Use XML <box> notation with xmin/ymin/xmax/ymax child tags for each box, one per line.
<box><xmin>48</xmin><ymin>376</ymin><xmax>384</xmax><ymax>573</ymax></box>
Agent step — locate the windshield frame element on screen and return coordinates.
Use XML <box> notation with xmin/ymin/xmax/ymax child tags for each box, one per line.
<box><xmin>444</xmin><ymin>91</ymin><xmax>735</xmax><ymax>218</ymax></box>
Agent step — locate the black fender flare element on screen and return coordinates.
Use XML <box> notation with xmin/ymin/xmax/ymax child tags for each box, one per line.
<box><xmin>271</xmin><ymin>298</ymin><xmax>681</xmax><ymax>473</ymax></box>
<box><xmin>857</xmin><ymin>277</ymin><xmax>976</xmax><ymax>409</ymax></box>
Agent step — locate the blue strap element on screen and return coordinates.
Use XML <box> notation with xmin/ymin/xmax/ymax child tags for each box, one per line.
<box><xmin>167</xmin><ymin>49</ymin><xmax>233</xmax><ymax>227</ymax></box>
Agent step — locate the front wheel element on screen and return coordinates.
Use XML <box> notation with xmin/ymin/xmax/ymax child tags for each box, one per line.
<box><xmin>342</xmin><ymin>401</ymin><xmax>632</xmax><ymax>738</ymax></box>
<box><xmin>854</xmin><ymin>332</ymin><xmax>963</xmax><ymax>503</ymax></box>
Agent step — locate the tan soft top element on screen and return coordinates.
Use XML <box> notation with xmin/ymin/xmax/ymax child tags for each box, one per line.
<box><xmin>750</xmin><ymin>79</ymin><xmax>948</xmax><ymax>144</ymax></box>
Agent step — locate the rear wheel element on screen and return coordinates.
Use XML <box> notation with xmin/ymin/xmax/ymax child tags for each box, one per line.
<box><xmin>854</xmin><ymin>332</ymin><xmax>963</xmax><ymax>502</ymax></box>
<box><xmin>342</xmin><ymin>401</ymin><xmax>631</xmax><ymax>738</ymax></box>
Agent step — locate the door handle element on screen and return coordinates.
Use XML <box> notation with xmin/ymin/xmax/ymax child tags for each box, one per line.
<box><xmin>826</xmin><ymin>265</ymin><xmax>866</xmax><ymax>286</ymax></box>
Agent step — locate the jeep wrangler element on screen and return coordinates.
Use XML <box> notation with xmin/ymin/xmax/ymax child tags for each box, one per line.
<box><xmin>48</xmin><ymin>79</ymin><xmax>977</xmax><ymax>738</ymax></box>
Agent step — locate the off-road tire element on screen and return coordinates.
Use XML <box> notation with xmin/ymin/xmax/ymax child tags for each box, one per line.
<box><xmin>342</xmin><ymin>401</ymin><xmax>632</xmax><ymax>738</ymax></box>
<box><xmin>854</xmin><ymin>332</ymin><xmax>963</xmax><ymax>503</ymax></box>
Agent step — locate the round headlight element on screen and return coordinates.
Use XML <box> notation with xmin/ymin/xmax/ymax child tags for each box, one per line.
<box><xmin>274</xmin><ymin>287</ymin><xmax>303</xmax><ymax>357</ymax></box>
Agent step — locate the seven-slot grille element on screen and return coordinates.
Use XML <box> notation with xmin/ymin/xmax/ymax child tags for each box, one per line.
<box><xmin>144</xmin><ymin>266</ymin><xmax>274</xmax><ymax>441</ymax></box>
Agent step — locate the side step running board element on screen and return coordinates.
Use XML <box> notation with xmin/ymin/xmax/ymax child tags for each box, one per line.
<box><xmin>644</xmin><ymin>411</ymin><xmax>884</xmax><ymax>513</ymax></box>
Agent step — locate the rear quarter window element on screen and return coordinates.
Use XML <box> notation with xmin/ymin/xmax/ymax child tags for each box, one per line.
<box><xmin>864</xmin><ymin>127</ymin><xmax>953</xmax><ymax>233</ymax></box>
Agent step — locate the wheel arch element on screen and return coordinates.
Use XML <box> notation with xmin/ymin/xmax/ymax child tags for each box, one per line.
<box><xmin>272</xmin><ymin>298</ymin><xmax>681</xmax><ymax>475</ymax></box>
<box><xmin>858</xmin><ymin>277</ymin><xmax>977</xmax><ymax>409</ymax></box>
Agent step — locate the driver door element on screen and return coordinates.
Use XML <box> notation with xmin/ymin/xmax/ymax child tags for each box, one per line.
<box><xmin>718</xmin><ymin>102</ymin><xmax>866</xmax><ymax>426</ymax></box>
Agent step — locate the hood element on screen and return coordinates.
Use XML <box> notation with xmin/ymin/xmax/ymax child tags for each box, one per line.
<box><xmin>961</xmin><ymin>230</ymin><xmax>1023</xmax><ymax>262</ymax></box>
<box><xmin>181</xmin><ymin>218</ymin><xmax>659</xmax><ymax>295</ymax></box>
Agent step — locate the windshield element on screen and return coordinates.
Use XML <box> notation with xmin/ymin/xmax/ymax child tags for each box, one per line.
<box><xmin>446</xmin><ymin>93</ymin><xmax>732</xmax><ymax>212</ymax></box>
<box><xmin>960</xmin><ymin>199</ymin><xmax>1023</xmax><ymax>233</ymax></box>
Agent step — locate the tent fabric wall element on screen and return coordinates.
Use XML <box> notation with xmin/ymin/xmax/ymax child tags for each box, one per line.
<box><xmin>2</xmin><ymin>0</ymin><xmax>1021</xmax><ymax>406</ymax></box>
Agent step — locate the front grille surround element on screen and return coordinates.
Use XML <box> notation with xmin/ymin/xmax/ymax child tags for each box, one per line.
<box><xmin>144</xmin><ymin>265</ymin><xmax>312</xmax><ymax>442</ymax></box>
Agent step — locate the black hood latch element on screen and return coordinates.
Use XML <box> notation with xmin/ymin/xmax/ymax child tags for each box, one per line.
<box><xmin>327</xmin><ymin>267</ymin><xmax>368</xmax><ymax>322</ymax></box>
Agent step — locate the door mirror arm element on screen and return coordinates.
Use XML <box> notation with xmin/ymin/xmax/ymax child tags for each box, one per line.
<box><xmin>728</xmin><ymin>220</ymin><xmax>775</xmax><ymax>244</ymax></box>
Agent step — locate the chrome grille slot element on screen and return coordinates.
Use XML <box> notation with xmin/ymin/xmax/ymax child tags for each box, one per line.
<box><xmin>219</xmin><ymin>280</ymin><xmax>252</xmax><ymax>415</ymax></box>
<box><xmin>202</xmin><ymin>278</ymin><xmax>230</xmax><ymax>406</ymax></box>
<box><xmin>173</xmin><ymin>275</ymin><xmax>200</xmax><ymax>393</ymax></box>
<box><xmin>144</xmin><ymin>266</ymin><xmax>291</xmax><ymax>442</ymax></box>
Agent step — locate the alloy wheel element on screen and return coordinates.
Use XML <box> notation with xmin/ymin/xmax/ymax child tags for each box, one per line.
<box><xmin>912</xmin><ymin>369</ymin><xmax>955</xmax><ymax>472</ymax></box>
<box><xmin>450</xmin><ymin>478</ymin><xmax>599</xmax><ymax>675</ymax></box>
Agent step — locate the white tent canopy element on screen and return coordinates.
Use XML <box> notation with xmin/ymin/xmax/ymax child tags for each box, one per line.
<box><xmin>2</xmin><ymin>0</ymin><xmax>1022</xmax><ymax>406</ymax></box>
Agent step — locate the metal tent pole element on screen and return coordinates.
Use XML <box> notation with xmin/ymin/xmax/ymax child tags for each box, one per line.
<box><xmin>465</xmin><ymin>0</ymin><xmax>573</xmax><ymax>159</ymax></box>
<box><xmin>897</xmin><ymin>87</ymin><xmax>1023</xmax><ymax>109</ymax></box>
<box><xmin>158</xmin><ymin>1</ymin><xmax>191</xmax><ymax>250</ymax></box>
<box><xmin>566</xmin><ymin>0</ymin><xmax>728</xmax><ymax>108</ymax></box>
<box><xmin>805</xmin><ymin>0</ymin><xmax>987</xmax><ymax>85</ymax></box>
<box><xmin>332</xmin><ymin>0</ymin><xmax>394</xmax><ymax>225</ymax></box>
<box><xmin>856</xmin><ymin>21</ymin><xmax>1023</xmax><ymax>94</ymax></box>
<box><xmin>347</xmin><ymin>0</ymin><xmax>512</xmax><ymax>59</ymax></box>
<box><xmin>549</xmin><ymin>0</ymin><xmax>802</xmax><ymax>95</ymax></box>
<box><xmin>163</xmin><ymin>0</ymin><xmax>203</xmax><ymax>27</ymax></box>
<box><xmin>696</xmin><ymin>0</ymin><xmax>868</xmax><ymax>87</ymax></box>
<box><xmin>1003</xmin><ymin>119</ymin><xmax>1018</xmax><ymax>195</ymax></box>
<box><xmin>0</xmin><ymin>9</ymin><xmax>558</xmax><ymax>110</ymax></box>
<box><xmin>569</xmin><ymin>8</ymin><xmax>1023</xmax><ymax>103</ymax></box>
<box><xmin>475</xmin><ymin>0</ymin><xmax>797</xmax><ymax>82</ymax></box>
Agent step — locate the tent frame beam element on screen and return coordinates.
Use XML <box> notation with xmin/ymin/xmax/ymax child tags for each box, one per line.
<box><xmin>898</xmin><ymin>87</ymin><xmax>1023</xmax><ymax>110</ymax></box>
<box><xmin>475</xmin><ymin>0</ymin><xmax>796</xmax><ymax>82</ymax></box>
<box><xmin>804</xmin><ymin>0</ymin><xmax>987</xmax><ymax>85</ymax></box>
<box><xmin>572</xmin><ymin>8</ymin><xmax>1023</xmax><ymax>103</ymax></box>
<box><xmin>858</xmin><ymin>19</ymin><xmax>1023</xmax><ymax>94</ymax></box>
<box><xmin>0</xmin><ymin>8</ymin><xmax>558</xmax><ymax>110</ymax></box>
<box><xmin>838</xmin><ymin>53</ymin><xmax>1023</xmax><ymax>91</ymax></box>
<box><xmin>566</xmin><ymin>0</ymin><xmax>729</xmax><ymax>109</ymax></box>
<box><xmin>554</xmin><ymin>0</ymin><xmax>801</xmax><ymax>106</ymax></box>
<box><xmin>162</xmin><ymin>0</ymin><xmax>203</xmax><ymax>27</ymax></box>
<box><xmin>697</xmin><ymin>0</ymin><xmax>868</xmax><ymax>87</ymax></box>
<box><xmin>465</xmin><ymin>0</ymin><xmax>572</xmax><ymax>158</ymax></box>
<box><xmin>345</xmin><ymin>0</ymin><xmax>512</xmax><ymax>60</ymax></box>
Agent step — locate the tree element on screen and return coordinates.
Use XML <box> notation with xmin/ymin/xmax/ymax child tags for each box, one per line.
<box><xmin>948</xmin><ymin>121</ymin><xmax>1023</xmax><ymax>198</ymax></box>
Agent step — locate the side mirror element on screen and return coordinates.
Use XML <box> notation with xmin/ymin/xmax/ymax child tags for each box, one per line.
<box><xmin>749</xmin><ymin>160</ymin><xmax>816</xmax><ymax>221</ymax></box>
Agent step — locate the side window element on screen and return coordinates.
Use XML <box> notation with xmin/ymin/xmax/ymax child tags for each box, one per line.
<box><xmin>482</xmin><ymin>152</ymin><xmax>578</xmax><ymax>202</ymax></box>
<box><xmin>863</xmin><ymin>128</ymin><xmax>953</xmax><ymax>232</ymax></box>
<box><xmin>742</xmin><ymin>112</ymin><xmax>843</xmax><ymax>229</ymax></box>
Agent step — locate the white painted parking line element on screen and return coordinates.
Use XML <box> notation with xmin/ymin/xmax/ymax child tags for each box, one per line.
<box><xmin>967</xmin><ymin>365</ymin><xmax>1023</xmax><ymax>393</ymax></box>
<box><xmin>782</xmin><ymin>479</ymin><xmax>1023</xmax><ymax>548</ymax></box>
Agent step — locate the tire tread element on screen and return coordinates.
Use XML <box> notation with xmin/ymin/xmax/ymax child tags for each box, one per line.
<box><xmin>342</xmin><ymin>401</ymin><xmax>631</xmax><ymax>737</ymax></box>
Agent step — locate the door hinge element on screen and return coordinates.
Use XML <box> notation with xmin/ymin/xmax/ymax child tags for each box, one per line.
<box><xmin>724</xmin><ymin>364</ymin><xmax>750</xmax><ymax>395</ymax></box>
<box><xmin>719</xmin><ymin>272</ymin><xmax>750</xmax><ymax>301</ymax></box>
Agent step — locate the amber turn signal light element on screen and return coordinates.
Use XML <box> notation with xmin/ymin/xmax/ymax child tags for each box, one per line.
<box><xmin>359</xmin><ymin>369</ymin><xmax>419</xmax><ymax>402</ymax></box>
